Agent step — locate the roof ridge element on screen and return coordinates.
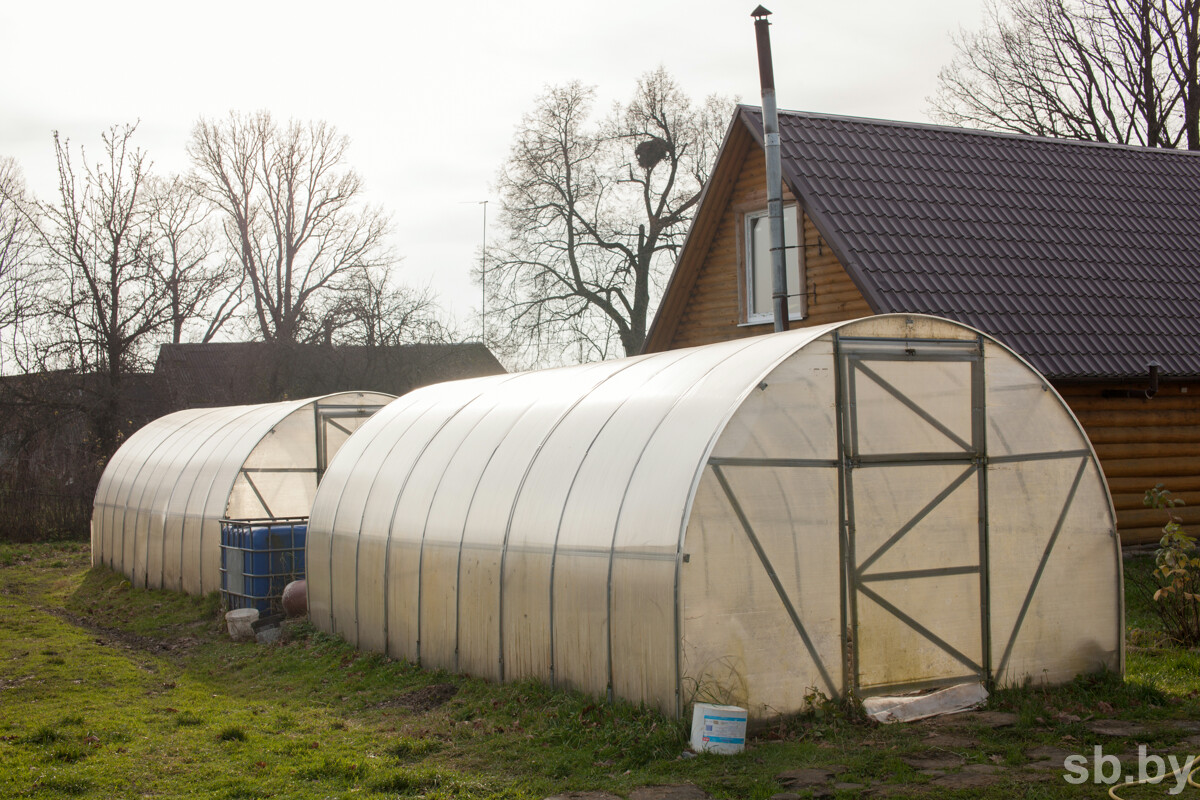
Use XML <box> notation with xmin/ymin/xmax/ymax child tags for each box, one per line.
<box><xmin>737</xmin><ymin>103</ymin><xmax>1200</xmax><ymax>159</ymax></box>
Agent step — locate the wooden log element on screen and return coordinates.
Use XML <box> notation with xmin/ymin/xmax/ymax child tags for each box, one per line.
<box><xmin>1083</xmin><ymin>425</ymin><xmax>1200</xmax><ymax>444</ymax></box>
<box><xmin>803</xmin><ymin>309</ymin><xmax>871</xmax><ymax>326</ymax></box>
<box><xmin>691</xmin><ymin>260</ymin><xmax>735</xmax><ymax>278</ymax></box>
<box><xmin>673</xmin><ymin>326</ymin><xmax>752</xmax><ymax>345</ymax></box>
<box><xmin>1119</xmin><ymin>526</ymin><xmax>1172</xmax><ymax>545</ymax></box>
<box><xmin>806</xmin><ymin>263</ymin><xmax>856</xmax><ymax>280</ymax></box>
<box><xmin>1092</xmin><ymin>442</ymin><xmax>1200</xmax><ymax>460</ymax></box>
<box><xmin>678</xmin><ymin>297</ymin><xmax>739</xmax><ymax>315</ymax></box>
<box><xmin>1064</xmin><ymin>395</ymin><xmax>1200</xmax><ymax>412</ymax></box>
<box><xmin>1116</xmin><ymin>505</ymin><xmax>1200</xmax><ymax>529</ymax></box>
<box><xmin>1106</xmin><ymin>475</ymin><xmax>1200</xmax><ymax>493</ymax></box>
<box><xmin>811</xmin><ymin>290</ymin><xmax>871</xmax><ymax>309</ymax></box>
<box><xmin>1094</xmin><ymin>456</ymin><xmax>1200</xmax><ymax>479</ymax></box>
<box><xmin>806</xmin><ymin>271</ymin><xmax>859</xmax><ymax>286</ymax></box>
<box><xmin>700</xmin><ymin>245</ymin><xmax>737</xmax><ymax>262</ymax></box>
<box><xmin>806</xmin><ymin>254</ymin><xmax>845</xmax><ymax>269</ymax></box>
<box><xmin>1110</xmin><ymin>491</ymin><xmax>1200</xmax><ymax>511</ymax></box>
<box><xmin>807</xmin><ymin>279</ymin><xmax>858</xmax><ymax>296</ymax></box>
<box><xmin>1073</xmin><ymin>409</ymin><xmax>1200</xmax><ymax>428</ymax></box>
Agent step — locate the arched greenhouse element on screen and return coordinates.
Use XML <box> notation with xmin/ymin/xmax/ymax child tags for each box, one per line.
<box><xmin>305</xmin><ymin>316</ymin><xmax>1123</xmax><ymax>718</ymax></box>
<box><xmin>93</xmin><ymin>392</ymin><xmax>393</xmax><ymax>595</ymax></box>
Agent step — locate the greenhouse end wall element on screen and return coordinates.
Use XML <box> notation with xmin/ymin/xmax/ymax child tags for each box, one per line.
<box><xmin>306</xmin><ymin>316</ymin><xmax>1122</xmax><ymax>718</ymax></box>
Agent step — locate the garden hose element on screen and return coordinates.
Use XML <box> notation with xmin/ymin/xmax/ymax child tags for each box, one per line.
<box><xmin>1108</xmin><ymin>758</ymin><xmax>1200</xmax><ymax>799</ymax></box>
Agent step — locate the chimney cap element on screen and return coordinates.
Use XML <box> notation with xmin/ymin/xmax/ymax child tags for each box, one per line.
<box><xmin>751</xmin><ymin>5</ymin><xmax>772</xmax><ymax>19</ymax></box>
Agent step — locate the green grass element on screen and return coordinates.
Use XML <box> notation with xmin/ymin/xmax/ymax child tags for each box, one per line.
<box><xmin>1</xmin><ymin>543</ymin><xmax>1199</xmax><ymax>798</ymax></box>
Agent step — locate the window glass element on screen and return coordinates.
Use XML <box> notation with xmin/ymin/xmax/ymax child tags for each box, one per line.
<box><xmin>747</xmin><ymin>205</ymin><xmax>803</xmax><ymax>321</ymax></box>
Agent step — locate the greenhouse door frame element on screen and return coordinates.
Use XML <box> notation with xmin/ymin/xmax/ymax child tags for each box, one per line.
<box><xmin>313</xmin><ymin>401</ymin><xmax>389</xmax><ymax>483</ymax></box>
<box><xmin>834</xmin><ymin>333</ymin><xmax>992</xmax><ymax>697</ymax></box>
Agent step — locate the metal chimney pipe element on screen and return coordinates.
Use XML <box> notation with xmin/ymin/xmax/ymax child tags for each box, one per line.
<box><xmin>753</xmin><ymin>5</ymin><xmax>789</xmax><ymax>332</ymax></box>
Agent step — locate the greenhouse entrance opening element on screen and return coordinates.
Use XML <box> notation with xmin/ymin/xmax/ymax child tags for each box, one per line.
<box><xmin>839</xmin><ymin>337</ymin><xmax>987</xmax><ymax>696</ymax></box>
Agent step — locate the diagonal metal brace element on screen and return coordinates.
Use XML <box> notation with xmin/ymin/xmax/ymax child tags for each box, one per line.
<box><xmin>857</xmin><ymin>465</ymin><xmax>977</xmax><ymax>574</ymax></box>
<box><xmin>712</xmin><ymin>464</ymin><xmax>838</xmax><ymax>696</ymax></box>
<box><xmin>854</xmin><ymin>360</ymin><xmax>973</xmax><ymax>452</ymax></box>
<box><xmin>996</xmin><ymin>457</ymin><xmax>1088</xmax><ymax>676</ymax></box>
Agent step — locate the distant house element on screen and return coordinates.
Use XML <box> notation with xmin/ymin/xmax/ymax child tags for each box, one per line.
<box><xmin>645</xmin><ymin>106</ymin><xmax>1200</xmax><ymax>544</ymax></box>
<box><xmin>154</xmin><ymin>341</ymin><xmax>505</xmax><ymax>409</ymax></box>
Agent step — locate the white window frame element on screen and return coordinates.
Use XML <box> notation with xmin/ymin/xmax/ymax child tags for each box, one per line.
<box><xmin>743</xmin><ymin>204</ymin><xmax>806</xmax><ymax>325</ymax></box>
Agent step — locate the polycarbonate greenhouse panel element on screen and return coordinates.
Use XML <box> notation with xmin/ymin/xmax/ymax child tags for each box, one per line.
<box><xmin>92</xmin><ymin>392</ymin><xmax>393</xmax><ymax>595</ymax></box>
<box><xmin>305</xmin><ymin>315</ymin><xmax>1123</xmax><ymax>719</ymax></box>
<box><xmin>172</xmin><ymin>406</ymin><xmax>281</xmax><ymax>593</ymax></box>
<box><xmin>684</xmin><ymin>464</ymin><xmax>844</xmax><ymax>702</ymax></box>
<box><xmin>312</xmin><ymin>391</ymin><xmax>435</xmax><ymax>654</ymax></box>
<box><xmin>134</xmin><ymin>410</ymin><xmax>234</xmax><ymax>590</ymax></box>
<box><xmin>987</xmin><ymin>457</ymin><xmax>1119</xmax><ymax>683</ymax></box>
<box><xmin>100</xmin><ymin>408</ymin><xmax>220</xmax><ymax>578</ymax></box>
<box><xmin>183</xmin><ymin>404</ymin><xmax>286</xmax><ymax>595</ymax></box>
<box><xmin>311</xmin><ymin>378</ymin><xmax>502</xmax><ymax>650</ymax></box>
<box><xmin>499</xmin><ymin>354</ymin><xmax>688</xmax><ymax>684</ymax></box>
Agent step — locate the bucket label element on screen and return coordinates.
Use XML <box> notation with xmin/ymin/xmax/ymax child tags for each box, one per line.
<box><xmin>702</xmin><ymin>714</ymin><xmax>746</xmax><ymax>745</ymax></box>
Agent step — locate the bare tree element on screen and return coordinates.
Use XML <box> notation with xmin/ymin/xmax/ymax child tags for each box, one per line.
<box><xmin>146</xmin><ymin>174</ymin><xmax>243</xmax><ymax>343</ymax></box>
<box><xmin>331</xmin><ymin>264</ymin><xmax>452</xmax><ymax>346</ymax></box>
<box><xmin>0</xmin><ymin>157</ymin><xmax>37</xmax><ymax>346</ymax></box>
<box><xmin>931</xmin><ymin>0</ymin><xmax>1200</xmax><ymax>149</ymax></box>
<box><xmin>189</xmin><ymin>112</ymin><xmax>393</xmax><ymax>343</ymax></box>
<box><xmin>15</xmin><ymin>125</ymin><xmax>173</xmax><ymax>456</ymax></box>
<box><xmin>487</xmin><ymin>68</ymin><xmax>731</xmax><ymax>366</ymax></box>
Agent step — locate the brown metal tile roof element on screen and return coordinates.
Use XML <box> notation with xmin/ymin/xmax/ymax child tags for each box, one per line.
<box><xmin>740</xmin><ymin>106</ymin><xmax>1200</xmax><ymax>380</ymax></box>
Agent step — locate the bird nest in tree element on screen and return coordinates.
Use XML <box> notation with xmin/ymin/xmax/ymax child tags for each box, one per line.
<box><xmin>635</xmin><ymin>137</ymin><xmax>669</xmax><ymax>170</ymax></box>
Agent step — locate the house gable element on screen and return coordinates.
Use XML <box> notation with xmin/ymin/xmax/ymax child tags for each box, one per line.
<box><xmin>646</xmin><ymin>117</ymin><xmax>870</xmax><ymax>352</ymax></box>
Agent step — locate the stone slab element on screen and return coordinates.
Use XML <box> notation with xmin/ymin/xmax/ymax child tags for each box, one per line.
<box><xmin>629</xmin><ymin>786</ymin><xmax>712</xmax><ymax>800</ymax></box>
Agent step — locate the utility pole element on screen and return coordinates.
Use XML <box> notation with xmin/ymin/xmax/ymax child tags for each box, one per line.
<box><xmin>479</xmin><ymin>200</ymin><xmax>488</xmax><ymax>345</ymax></box>
<box><xmin>460</xmin><ymin>199</ymin><xmax>490</xmax><ymax>345</ymax></box>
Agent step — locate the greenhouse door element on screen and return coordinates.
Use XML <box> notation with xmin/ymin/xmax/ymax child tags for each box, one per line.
<box><xmin>837</xmin><ymin>335</ymin><xmax>989</xmax><ymax>695</ymax></box>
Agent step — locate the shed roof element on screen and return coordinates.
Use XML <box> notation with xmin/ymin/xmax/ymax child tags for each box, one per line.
<box><xmin>154</xmin><ymin>341</ymin><xmax>505</xmax><ymax>408</ymax></box>
<box><xmin>651</xmin><ymin>106</ymin><xmax>1200</xmax><ymax>380</ymax></box>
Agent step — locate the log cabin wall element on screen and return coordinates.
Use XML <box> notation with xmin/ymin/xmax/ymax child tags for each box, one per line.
<box><xmin>1053</xmin><ymin>381</ymin><xmax>1200</xmax><ymax>545</ymax></box>
<box><xmin>663</xmin><ymin>142</ymin><xmax>870</xmax><ymax>351</ymax></box>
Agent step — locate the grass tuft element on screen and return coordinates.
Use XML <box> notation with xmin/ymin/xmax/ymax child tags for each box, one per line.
<box><xmin>295</xmin><ymin>755</ymin><xmax>368</xmax><ymax>782</ymax></box>
<box><xmin>23</xmin><ymin>726</ymin><xmax>61</xmax><ymax>745</ymax></box>
<box><xmin>368</xmin><ymin>765</ymin><xmax>457</xmax><ymax>794</ymax></box>
<box><xmin>49</xmin><ymin>745</ymin><xmax>87</xmax><ymax>763</ymax></box>
<box><xmin>388</xmin><ymin>736</ymin><xmax>442</xmax><ymax>759</ymax></box>
<box><xmin>30</xmin><ymin>775</ymin><xmax>92</xmax><ymax>795</ymax></box>
<box><xmin>218</xmin><ymin>726</ymin><xmax>246</xmax><ymax>742</ymax></box>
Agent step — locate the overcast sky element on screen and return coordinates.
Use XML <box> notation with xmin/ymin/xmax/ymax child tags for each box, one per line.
<box><xmin>0</xmin><ymin>0</ymin><xmax>987</xmax><ymax>339</ymax></box>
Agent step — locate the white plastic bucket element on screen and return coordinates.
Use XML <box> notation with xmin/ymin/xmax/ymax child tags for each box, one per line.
<box><xmin>225</xmin><ymin>608</ymin><xmax>259</xmax><ymax>642</ymax></box>
<box><xmin>690</xmin><ymin>703</ymin><xmax>747</xmax><ymax>754</ymax></box>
